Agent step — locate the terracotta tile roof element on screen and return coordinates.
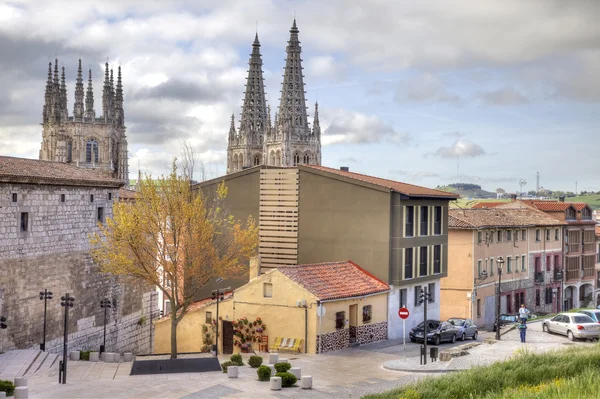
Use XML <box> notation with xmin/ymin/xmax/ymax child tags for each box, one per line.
<box><xmin>0</xmin><ymin>156</ymin><xmax>124</xmax><ymax>187</ymax></box>
<box><xmin>301</xmin><ymin>165</ymin><xmax>459</xmax><ymax>198</ymax></box>
<box><xmin>596</xmin><ymin>225</ymin><xmax>600</xmax><ymax>238</ymax></box>
<box><xmin>471</xmin><ymin>202</ymin><xmax>507</xmax><ymax>209</ymax></box>
<box><xmin>277</xmin><ymin>261</ymin><xmax>389</xmax><ymax>301</ymax></box>
<box><xmin>448</xmin><ymin>208</ymin><xmax>567</xmax><ymax>229</ymax></box>
<box><xmin>118</xmin><ymin>188</ymin><xmax>137</xmax><ymax>201</ymax></box>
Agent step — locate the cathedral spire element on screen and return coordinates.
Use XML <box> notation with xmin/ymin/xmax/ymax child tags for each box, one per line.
<box><xmin>312</xmin><ymin>102</ymin><xmax>321</xmax><ymax>138</ymax></box>
<box><xmin>60</xmin><ymin>66</ymin><xmax>68</xmax><ymax>122</ymax></box>
<box><xmin>114</xmin><ymin>66</ymin><xmax>124</xmax><ymax>127</ymax></box>
<box><xmin>228</xmin><ymin>113</ymin><xmax>236</xmax><ymax>140</ymax></box>
<box><xmin>239</xmin><ymin>32</ymin><xmax>268</xmax><ymax>143</ymax></box>
<box><xmin>43</xmin><ymin>62</ymin><xmax>53</xmax><ymax>123</ymax></box>
<box><xmin>102</xmin><ymin>62</ymin><xmax>110</xmax><ymax>122</ymax></box>
<box><xmin>52</xmin><ymin>58</ymin><xmax>60</xmax><ymax>121</ymax></box>
<box><xmin>73</xmin><ymin>59</ymin><xmax>85</xmax><ymax>120</ymax></box>
<box><xmin>277</xmin><ymin>19</ymin><xmax>309</xmax><ymax>136</ymax></box>
<box><xmin>85</xmin><ymin>69</ymin><xmax>95</xmax><ymax>120</ymax></box>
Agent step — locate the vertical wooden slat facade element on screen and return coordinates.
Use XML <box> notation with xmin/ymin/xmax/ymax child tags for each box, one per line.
<box><xmin>259</xmin><ymin>169</ymin><xmax>299</xmax><ymax>270</ymax></box>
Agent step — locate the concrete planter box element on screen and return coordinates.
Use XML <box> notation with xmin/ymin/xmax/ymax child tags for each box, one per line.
<box><xmin>89</xmin><ymin>352</ymin><xmax>99</xmax><ymax>362</ymax></box>
<box><xmin>290</xmin><ymin>367</ymin><xmax>301</xmax><ymax>379</ymax></box>
<box><xmin>227</xmin><ymin>365</ymin><xmax>238</xmax><ymax>378</ymax></box>
<box><xmin>70</xmin><ymin>351</ymin><xmax>80</xmax><ymax>361</ymax></box>
<box><xmin>123</xmin><ymin>352</ymin><xmax>133</xmax><ymax>362</ymax></box>
<box><xmin>270</xmin><ymin>376</ymin><xmax>282</xmax><ymax>390</ymax></box>
<box><xmin>268</xmin><ymin>353</ymin><xmax>279</xmax><ymax>364</ymax></box>
<box><xmin>14</xmin><ymin>387</ymin><xmax>28</xmax><ymax>399</ymax></box>
<box><xmin>104</xmin><ymin>352</ymin><xmax>115</xmax><ymax>362</ymax></box>
<box><xmin>301</xmin><ymin>375</ymin><xmax>313</xmax><ymax>389</ymax></box>
<box><xmin>0</xmin><ymin>390</ymin><xmax>6</xmax><ymax>398</ymax></box>
<box><xmin>14</xmin><ymin>377</ymin><xmax>28</xmax><ymax>387</ymax></box>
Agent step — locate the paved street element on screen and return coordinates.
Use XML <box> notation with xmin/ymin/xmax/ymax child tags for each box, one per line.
<box><xmin>2</xmin><ymin>321</ymin><xmax>596</xmax><ymax>399</ymax></box>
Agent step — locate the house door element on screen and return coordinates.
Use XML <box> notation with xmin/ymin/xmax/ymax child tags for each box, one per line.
<box><xmin>222</xmin><ymin>320</ymin><xmax>234</xmax><ymax>354</ymax></box>
<box><xmin>349</xmin><ymin>304</ymin><xmax>358</xmax><ymax>344</ymax></box>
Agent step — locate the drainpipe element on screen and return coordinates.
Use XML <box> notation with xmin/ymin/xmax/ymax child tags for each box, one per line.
<box><xmin>317</xmin><ymin>300</ymin><xmax>322</xmax><ymax>355</ymax></box>
<box><xmin>304</xmin><ymin>306</ymin><xmax>308</xmax><ymax>354</ymax></box>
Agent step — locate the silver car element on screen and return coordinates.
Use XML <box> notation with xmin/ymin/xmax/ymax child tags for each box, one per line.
<box><xmin>542</xmin><ymin>313</ymin><xmax>600</xmax><ymax>341</ymax></box>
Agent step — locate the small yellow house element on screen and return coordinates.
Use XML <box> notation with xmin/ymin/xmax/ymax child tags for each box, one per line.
<box><xmin>154</xmin><ymin>260</ymin><xmax>390</xmax><ymax>354</ymax></box>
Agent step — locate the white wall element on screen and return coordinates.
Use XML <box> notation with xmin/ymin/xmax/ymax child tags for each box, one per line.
<box><xmin>387</xmin><ymin>279</ymin><xmax>442</xmax><ymax>339</ymax></box>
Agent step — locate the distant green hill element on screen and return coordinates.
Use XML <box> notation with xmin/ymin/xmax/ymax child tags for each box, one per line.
<box><xmin>566</xmin><ymin>194</ymin><xmax>600</xmax><ymax>210</ymax></box>
<box><xmin>437</xmin><ymin>183</ymin><xmax>496</xmax><ymax>199</ymax></box>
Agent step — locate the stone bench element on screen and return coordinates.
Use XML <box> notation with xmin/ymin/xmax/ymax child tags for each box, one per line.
<box><xmin>89</xmin><ymin>352</ymin><xmax>99</xmax><ymax>362</ymax></box>
<box><xmin>301</xmin><ymin>375</ymin><xmax>313</xmax><ymax>389</ymax></box>
<box><xmin>0</xmin><ymin>390</ymin><xmax>6</xmax><ymax>398</ymax></box>
<box><xmin>123</xmin><ymin>352</ymin><xmax>133</xmax><ymax>362</ymax></box>
<box><xmin>268</xmin><ymin>353</ymin><xmax>279</xmax><ymax>364</ymax></box>
<box><xmin>70</xmin><ymin>350</ymin><xmax>80</xmax><ymax>361</ymax></box>
<box><xmin>270</xmin><ymin>376</ymin><xmax>282</xmax><ymax>390</ymax></box>
<box><xmin>290</xmin><ymin>367</ymin><xmax>301</xmax><ymax>379</ymax></box>
<box><xmin>14</xmin><ymin>377</ymin><xmax>27</xmax><ymax>387</ymax></box>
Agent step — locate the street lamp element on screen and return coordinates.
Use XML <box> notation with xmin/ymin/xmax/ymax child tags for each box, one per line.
<box><xmin>419</xmin><ymin>287</ymin><xmax>432</xmax><ymax>365</ymax></box>
<box><xmin>0</xmin><ymin>316</ymin><xmax>6</xmax><ymax>329</ymax></box>
<box><xmin>212</xmin><ymin>277</ymin><xmax>230</xmax><ymax>357</ymax></box>
<box><xmin>59</xmin><ymin>293</ymin><xmax>75</xmax><ymax>384</ymax></box>
<box><xmin>100</xmin><ymin>298</ymin><xmax>112</xmax><ymax>354</ymax></box>
<box><xmin>495</xmin><ymin>257</ymin><xmax>505</xmax><ymax>341</ymax></box>
<box><xmin>39</xmin><ymin>289</ymin><xmax>53</xmax><ymax>351</ymax></box>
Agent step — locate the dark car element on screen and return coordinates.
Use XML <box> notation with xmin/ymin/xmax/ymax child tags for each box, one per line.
<box><xmin>492</xmin><ymin>314</ymin><xmax>519</xmax><ymax>332</ymax></box>
<box><xmin>409</xmin><ymin>320</ymin><xmax>460</xmax><ymax>345</ymax></box>
<box><xmin>448</xmin><ymin>317</ymin><xmax>479</xmax><ymax>341</ymax></box>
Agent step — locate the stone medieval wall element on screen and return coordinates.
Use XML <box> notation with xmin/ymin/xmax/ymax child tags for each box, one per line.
<box><xmin>0</xmin><ymin>183</ymin><xmax>154</xmax><ymax>354</ymax></box>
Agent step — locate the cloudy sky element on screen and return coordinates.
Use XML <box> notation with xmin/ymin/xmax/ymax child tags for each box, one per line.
<box><xmin>1</xmin><ymin>0</ymin><xmax>599</xmax><ymax>192</ymax></box>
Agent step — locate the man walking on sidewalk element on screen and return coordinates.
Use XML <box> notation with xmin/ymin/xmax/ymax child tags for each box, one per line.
<box><xmin>519</xmin><ymin>303</ymin><xmax>530</xmax><ymax>323</ymax></box>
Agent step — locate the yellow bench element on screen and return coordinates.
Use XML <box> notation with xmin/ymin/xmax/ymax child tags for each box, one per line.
<box><xmin>278</xmin><ymin>338</ymin><xmax>304</xmax><ymax>354</ymax></box>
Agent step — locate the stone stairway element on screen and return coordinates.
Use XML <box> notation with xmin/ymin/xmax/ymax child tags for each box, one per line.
<box><xmin>23</xmin><ymin>351</ymin><xmax>59</xmax><ymax>378</ymax></box>
<box><xmin>0</xmin><ymin>349</ymin><xmax>41</xmax><ymax>379</ymax></box>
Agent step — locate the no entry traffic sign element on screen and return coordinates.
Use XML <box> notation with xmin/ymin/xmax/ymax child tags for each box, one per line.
<box><xmin>398</xmin><ymin>307</ymin><xmax>409</xmax><ymax>319</ymax></box>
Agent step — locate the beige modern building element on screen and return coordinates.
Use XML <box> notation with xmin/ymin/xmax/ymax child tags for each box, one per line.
<box><xmin>154</xmin><ymin>260</ymin><xmax>389</xmax><ymax>354</ymax></box>
<box><xmin>444</xmin><ymin>208</ymin><xmax>565</xmax><ymax>328</ymax></box>
<box><xmin>196</xmin><ymin>165</ymin><xmax>458</xmax><ymax>339</ymax></box>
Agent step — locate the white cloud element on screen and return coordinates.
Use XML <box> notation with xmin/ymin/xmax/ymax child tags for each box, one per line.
<box><xmin>321</xmin><ymin>108</ymin><xmax>410</xmax><ymax>145</ymax></box>
<box><xmin>433</xmin><ymin>140</ymin><xmax>486</xmax><ymax>158</ymax></box>
<box><xmin>306</xmin><ymin>55</ymin><xmax>345</xmax><ymax>80</ymax></box>
<box><xmin>479</xmin><ymin>88</ymin><xmax>529</xmax><ymax>105</ymax></box>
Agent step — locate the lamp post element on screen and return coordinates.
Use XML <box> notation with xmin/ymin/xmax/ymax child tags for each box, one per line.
<box><xmin>39</xmin><ymin>289</ymin><xmax>53</xmax><ymax>351</ymax></box>
<box><xmin>59</xmin><ymin>293</ymin><xmax>75</xmax><ymax>384</ymax></box>
<box><xmin>551</xmin><ymin>270</ymin><xmax>563</xmax><ymax>313</ymax></box>
<box><xmin>495</xmin><ymin>257</ymin><xmax>505</xmax><ymax>341</ymax></box>
<box><xmin>419</xmin><ymin>287</ymin><xmax>431</xmax><ymax>365</ymax></box>
<box><xmin>100</xmin><ymin>298</ymin><xmax>112</xmax><ymax>354</ymax></box>
<box><xmin>0</xmin><ymin>316</ymin><xmax>6</xmax><ymax>329</ymax></box>
<box><xmin>211</xmin><ymin>277</ymin><xmax>230</xmax><ymax>357</ymax></box>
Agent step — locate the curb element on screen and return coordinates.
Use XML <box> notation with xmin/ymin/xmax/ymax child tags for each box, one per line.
<box><xmin>382</xmin><ymin>364</ymin><xmax>461</xmax><ymax>373</ymax></box>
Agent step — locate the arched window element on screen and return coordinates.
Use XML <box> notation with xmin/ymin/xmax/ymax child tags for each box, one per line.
<box><xmin>303</xmin><ymin>153</ymin><xmax>310</xmax><ymax>164</ymax></box>
<box><xmin>293</xmin><ymin>152</ymin><xmax>300</xmax><ymax>166</ymax></box>
<box><xmin>269</xmin><ymin>151</ymin><xmax>275</xmax><ymax>166</ymax></box>
<box><xmin>253</xmin><ymin>154</ymin><xmax>261</xmax><ymax>166</ymax></box>
<box><xmin>276</xmin><ymin>150</ymin><xmax>282</xmax><ymax>167</ymax></box>
<box><xmin>86</xmin><ymin>139</ymin><xmax>98</xmax><ymax>164</ymax></box>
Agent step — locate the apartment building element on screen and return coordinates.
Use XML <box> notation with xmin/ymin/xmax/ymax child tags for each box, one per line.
<box><xmin>196</xmin><ymin>165</ymin><xmax>458</xmax><ymax>339</ymax></box>
<box><xmin>445</xmin><ymin>208</ymin><xmax>566</xmax><ymax>328</ymax></box>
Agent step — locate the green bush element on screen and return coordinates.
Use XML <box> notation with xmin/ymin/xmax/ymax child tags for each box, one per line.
<box><xmin>0</xmin><ymin>380</ymin><xmax>15</xmax><ymax>396</ymax></box>
<box><xmin>274</xmin><ymin>361</ymin><xmax>291</xmax><ymax>373</ymax></box>
<box><xmin>248</xmin><ymin>355</ymin><xmax>263</xmax><ymax>368</ymax></box>
<box><xmin>80</xmin><ymin>350</ymin><xmax>91</xmax><ymax>361</ymax></box>
<box><xmin>221</xmin><ymin>361</ymin><xmax>235</xmax><ymax>373</ymax></box>
<box><xmin>275</xmin><ymin>371</ymin><xmax>297</xmax><ymax>387</ymax></box>
<box><xmin>230</xmin><ymin>353</ymin><xmax>244</xmax><ymax>366</ymax></box>
<box><xmin>257</xmin><ymin>365</ymin><xmax>272</xmax><ymax>381</ymax></box>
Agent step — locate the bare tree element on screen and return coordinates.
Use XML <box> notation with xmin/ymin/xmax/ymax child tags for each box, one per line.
<box><xmin>179</xmin><ymin>139</ymin><xmax>206</xmax><ymax>182</ymax></box>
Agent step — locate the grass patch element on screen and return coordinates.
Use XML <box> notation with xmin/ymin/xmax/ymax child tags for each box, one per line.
<box><xmin>363</xmin><ymin>343</ymin><xmax>600</xmax><ymax>399</ymax></box>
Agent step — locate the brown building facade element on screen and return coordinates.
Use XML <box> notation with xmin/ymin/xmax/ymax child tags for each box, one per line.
<box><xmin>196</xmin><ymin>165</ymin><xmax>457</xmax><ymax>339</ymax></box>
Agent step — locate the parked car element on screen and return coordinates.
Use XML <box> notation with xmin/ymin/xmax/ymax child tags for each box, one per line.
<box><xmin>447</xmin><ymin>317</ymin><xmax>479</xmax><ymax>341</ymax></box>
<box><xmin>542</xmin><ymin>313</ymin><xmax>600</xmax><ymax>341</ymax></box>
<box><xmin>578</xmin><ymin>309</ymin><xmax>600</xmax><ymax>323</ymax></box>
<box><xmin>492</xmin><ymin>314</ymin><xmax>519</xmax><ymax>332</ymax></box>
<box><xmin>409</xmin><ymin>320</ymin><xmax>460</xmax><ymax>345</ymax></box>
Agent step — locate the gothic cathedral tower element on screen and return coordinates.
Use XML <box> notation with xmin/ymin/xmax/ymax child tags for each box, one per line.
<box><xmin>39</xmin><ymin>59</ymin><xmax>129</xmax><ymax>183</ymax></box>
<box><xmin>227</xmin><ymin>20</ymin><xmax>321</xmax><ymax>174</ymax></box>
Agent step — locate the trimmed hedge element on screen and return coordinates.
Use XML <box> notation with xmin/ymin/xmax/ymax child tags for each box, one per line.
<box><xmin>80</xmin><ymin>350</ymin><xmax>91</xmax><ymax>361</ymax></box>
<box><xmin>221</xmin><ymin>361</ymin><xmax>235</xmax><ymax>373</ymax></box>
<box><xmin>230</xmin><ymin>353</ymin><xmax>244</xmax><ymax>366</ymax></box>
<box><xmin>276</xmin><ymin>371</ymin><xmax>297</xmax><ymax>387</ymax></box>
<box><xmin>257</xmin><ymin>365</ymin><xmax>272</xmax><ymax>381</ymax></box>
<box><xmin>0</xmin><ymin>380</ymin><xmax>15</xmax><ymax>396</ymax></box>
<box><xmin>248</xmin><ymin>355</ymin><xmax>263</xmax><ymax>368</ymax></box>
<box><xmin>274</xmin><ymin>361</ymin><xmax>291</xmax><ymax>373</ymax></box>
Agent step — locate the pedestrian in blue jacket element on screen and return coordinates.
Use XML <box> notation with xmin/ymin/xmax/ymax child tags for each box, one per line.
<box><xmin>518</xmin><ymin>320</ymin><xmax>527</xmax><ymax>343</ymax></box>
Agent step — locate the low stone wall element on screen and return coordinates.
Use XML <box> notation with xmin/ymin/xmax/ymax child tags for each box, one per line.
<box><xmin>316</xmin><ymin>328</ymin><xmax>349</xmax><ymax>354</ymax></box>
<box><xmin>356</xmin><ymin>321</ymin><xmax>387</xmax><ymax>345</ymax></box>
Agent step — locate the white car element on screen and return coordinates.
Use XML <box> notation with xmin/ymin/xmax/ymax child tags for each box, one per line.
<box><xmin>542</xmin><ymin>313</ymin><xmax>600</xmax><ymax>341</ymax></box>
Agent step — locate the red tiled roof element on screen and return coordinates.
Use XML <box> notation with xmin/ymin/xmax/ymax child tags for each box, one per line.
<box><xmin>596</xmin><ymin>225</ymin><xmax>600</xmax><ymax>238</ymax></box>
<box><xmin>277</xmin><ymin>261</ymin><xmax>389</xmax><ymax>301</ymax></box>
<box><xmin>0</xmin><ymin>156</ymin><xmax>124</xmax><ymax>187</ymax></box>
<box><xmin>471</xmin><ymin>202</ymin><xmax>507</xmax><ymax>209</ymax></box>
<box><xmin>449</xmin><ymin>208</ymin><xmax>566</xmax><ymax>229</ymax></box>
<box><xmin>118</xmin><ymin>188</ymin><xmax>137</xmax><ymax>201</ymax></box>
<box><xmin>301</xmin><ymin>165</ymin><xmax>459</xmax><ymax>198</ymax></box>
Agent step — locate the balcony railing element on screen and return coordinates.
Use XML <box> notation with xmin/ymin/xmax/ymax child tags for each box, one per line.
<box><xmin>534</xmin><ymin>272</ymin><xmax>545</xmax><ymax>284</ymax></box>
<box><xmin>583</xmin><ymin>267</ymin><xmax>595</xmax><ymax>279</ymax></box>
<box><xmin>566</xmin><ymin>269</ymin><xmax>579</xmax><ymax>281</ymax></box>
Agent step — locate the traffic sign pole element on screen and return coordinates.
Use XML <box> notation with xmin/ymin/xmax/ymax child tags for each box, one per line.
<box><xmin>398</xmin><ymin>307</ymin><xmax>409</xmax><ymax>362</ymax></box>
